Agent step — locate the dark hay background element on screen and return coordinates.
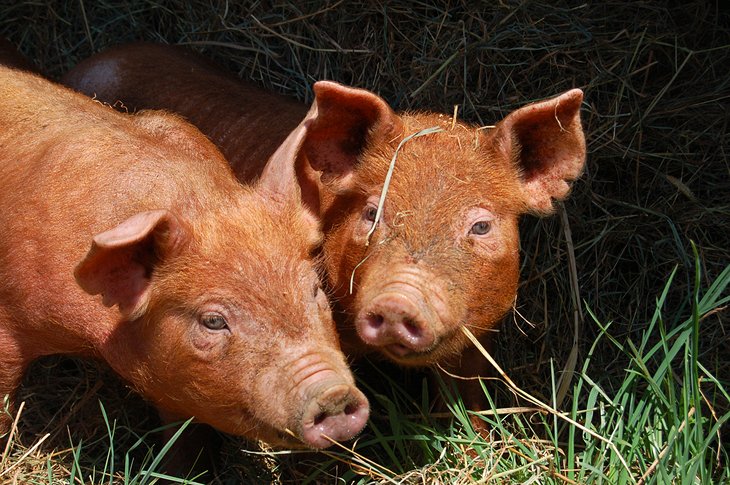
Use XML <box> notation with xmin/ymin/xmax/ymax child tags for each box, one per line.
<box><xmin>1</xmin><ymin>1</ymin><xmax>728</xmax><ymax>483</ymax></box>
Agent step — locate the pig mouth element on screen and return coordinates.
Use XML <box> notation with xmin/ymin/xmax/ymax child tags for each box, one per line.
<box><xmin>380</xmin><ymin>321</ymin><xmax>466</xmax><ymax>366</ymax></box>
<box><xmin>380</xmin><ymin>340</ymin><xmax>442</xmax><ymax>365</ymax></box>
<box><xmin>385</xmin><ymin>342</ymin><xmax>415</xmax><ymax>358</ymax></box>
<box><xmin>253</xmin><ymin>422</ymin><xmax>303</xmax><ymax>448</ymax></box>
<box><xmin>381</xmin><ymin>339</ymin><xmax>436</xmax><ymax>358</ymax></box>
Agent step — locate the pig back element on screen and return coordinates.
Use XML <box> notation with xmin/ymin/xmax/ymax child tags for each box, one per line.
<box><xmin>62</xmin><ymin>43</ymin><xmax>309</xmax><ymax>182</ymax></box>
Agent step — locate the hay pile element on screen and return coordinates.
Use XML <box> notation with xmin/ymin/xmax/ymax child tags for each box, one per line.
<box><xmin>1</xmin><ymin>0</ymin><xmax>728</xmax><ymax>482</ymax></box>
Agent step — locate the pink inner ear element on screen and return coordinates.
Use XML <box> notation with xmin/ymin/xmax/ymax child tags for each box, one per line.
<box><xmin>255</xmin><ymin>105</ymin><xmax>324</xmax><ymax>227</ymax></box>
<box><xmin>257</xmin><ymin>112</ymin><xmax>311</xmax><ymax>203</ymax></box>
<box><xmin>75</xmin><ymin>210</ymin><xmax>178</xmax><ymax>317</ymax></box>
<box><xmin>76</xmin><ymin>237</ymin><xmax>154</xmax><ymax>317</ymax></box>
<box><xmin>96</xmin><ymin>246</ymin><xmax>151</xmax><ymax>315</ymax></box>
<box><xmin>305</xmin><ymin>81</ymin><xmax>402</xmax><ymax>179</ymax></box>
<box><xmin>302</xmin><ymin>122</ymin><xmax>367</xmax><ymax>177</ymax></box>
<box><xmin>501</xmin><ymin>89</ymin><xmax>586</xmax><ymax>214</ymax></box>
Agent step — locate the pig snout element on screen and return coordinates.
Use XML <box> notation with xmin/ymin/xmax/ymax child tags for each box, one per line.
<box><xmin>356</xmin><ymin>288</ymin><xmax>439</xmax><ymax>357</ymax></box>
<box><xmin>286</xmin><ymin>353</ymin><xmax>369</xmax><ymax>448</ymax></box>
<box><xmin>300</xmin><ymin>381</ymin><xmax>369</xmax><ymax>448</ymax></box>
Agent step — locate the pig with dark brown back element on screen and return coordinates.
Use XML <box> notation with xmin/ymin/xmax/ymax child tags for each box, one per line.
<box><xmin>63</xmin><ymin>43</ymin><xmax>586</xmax><ymax>414</ymax></box>
<box><xmin>0</xmin><ymin>65</ymin><xmax>370</xmax><ymax>455</ymax></box>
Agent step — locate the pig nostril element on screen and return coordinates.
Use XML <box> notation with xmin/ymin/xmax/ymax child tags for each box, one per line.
<box><xmin>313</xmin><ymin>412</ymin><xmax>328</xmax><ymax>426</ymax></box>
<box><xmin>368</xmin><ymin>313</ymin><xmax>384</xmax><ymax>328</ymax></box>
<box><xmin>301</xmin><ymin>385</ymin><xmax>369</xmax><ymax>448</ymax></box>
<box><xmin>403</xmin><ymin>318</ymin><xmax>422</xmax><ymax>337</ymax></box>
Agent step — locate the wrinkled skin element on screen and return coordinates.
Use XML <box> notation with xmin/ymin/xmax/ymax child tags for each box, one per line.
<box><xmin>0</xmin><ymin>65</ymin><xmax>369</xmax><ymax>452</ymax></box>
<box><xmin>63</xmin><ymin>44</ymin><xmax>586</xmax><ymax>417</ymax></box>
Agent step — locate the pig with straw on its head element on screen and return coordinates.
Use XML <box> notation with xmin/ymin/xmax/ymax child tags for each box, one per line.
<box><xmin>313</xmin><ymin>86</ymin><xmax>586</xmax><ymax>370</ymax></box>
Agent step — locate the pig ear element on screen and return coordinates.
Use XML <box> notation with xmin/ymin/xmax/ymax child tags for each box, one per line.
<box><xmin>74</xmin><ymin>210</ymin><xmax>188</xmax><ymax>318</ymax></box>
<box><xmin>494</xmin><ymin>89</ymin><xmax>586</xmax><ymax>215</ymax></box>
<box><xmin>256</xmin><ymin>107</ymin><xmax>324</xmax><ymax>224</ymax></box>
<box><xmin>257</xmin><ymin>81</ymin><xmax>402</xmax><ymax>219</ymax></box>
<box><xmin>303</xmin><ymin>81</ymin><xmax>402</xmax><ymax>185</ymax></box>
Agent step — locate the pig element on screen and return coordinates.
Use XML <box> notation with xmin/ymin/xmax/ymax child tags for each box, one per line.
<box><xmin>0</xmin><ymin>65</ymin><xmax>370</xmax><ymax>455</ymax></box>
<box><xmin>63</xmin><ymin>43</ymin><xmax>586</xmax><ymax>413</ymax></box>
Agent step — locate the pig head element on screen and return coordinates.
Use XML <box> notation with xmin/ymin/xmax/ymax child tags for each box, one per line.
<box><xmin>298</xmin><ymin>83</ymin><xmax>586</xmax><ymax>367</ymax></box>
<box><xmin>0</xmin><ymin>66</ymin><xmax>368</xmax><ymax>450</ymax></box>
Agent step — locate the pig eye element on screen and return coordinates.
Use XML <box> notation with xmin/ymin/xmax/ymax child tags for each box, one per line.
<box><xmin>363</xmin><ymin>205</ymin><xmax>378</xmax><ymax>223</ymax></box>
<box><xmin>200</xmin><ymin>312</ymin><xmax>228</xmax><ymax>331</ymax></box>
<box><xmin>469</xmin><ymin>221</ymin><xmax>491</xmax><ymax>235</ymax></box>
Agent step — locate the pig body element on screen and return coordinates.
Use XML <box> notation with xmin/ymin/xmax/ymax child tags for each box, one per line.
<box><xmin>63</xmin><ymin>45</ymin><xmax>586</xmax><ymax>398</ymax></box>
<box><xmin>0</xmin><ymin>65</ymin><xmax>369</xmax><ymax>450</ymax></box>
